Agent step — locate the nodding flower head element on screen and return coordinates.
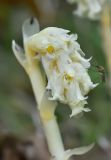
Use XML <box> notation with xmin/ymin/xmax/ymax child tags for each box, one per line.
<box><xmin>26</xmin><ymin>27</ymin><xmax>98</xmax><ymax>117</ymax></box>
<box><xmin>12</xmin><ymin>19</ymin><xmax>96</xmax><ymax>159</ymax></box>
<box><xmin>12</xmin><ymin>19</ymin><xmax>97</xmax><ymax>117</ymax></box>
<box><xmin>67</xmin><ymin>0</ymin><xmax>106</xmax><ymax>19</ymax></box>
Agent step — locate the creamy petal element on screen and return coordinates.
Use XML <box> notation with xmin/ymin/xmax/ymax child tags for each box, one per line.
<box><xmin>12</xmin><ymin>40</ymin><xmax>26</xmax><ymax>67</ymax></box>
<box><xmin>64</xmin><ymin>143</ymin><xmax>94</xmax><ymax>159</ymax></box>
<box><xmin>22</xmin><ymin>17</ymin><xmax>40</xmax><ymax>43</ymax></box>
<box><xmin>70</xmin><ymin>100</ymin><xmax>88</xmax><ymax>117</ymax></box>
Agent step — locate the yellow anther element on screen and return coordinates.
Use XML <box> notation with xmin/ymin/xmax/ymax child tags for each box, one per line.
<box><xmin>63</xmin><ymin>88</ymin><xmax>68</xmax><ymax>98</ymax></box>
<box><xmin>47</xmin><ymin>45</ymin><xmax>55</xmax><ymax>53</ymax></box>
<box><xmin>66</xmin><ymin>41</ymin><xmax>71</xmax><ymax>47</ymax></box>
<box><xmin>28</xmin><ymin>46</ymin><xmax>39</xmax><ymax>57</ymax></box>
<box><xmin>50</xmin><ymin>59</ymin><xmax>59</xmax><ymax>72</ymax></box>
<box><xmin>64</xmin><ymin>72</ymin><xmax>74</xmax><ymax>81</ymax></box>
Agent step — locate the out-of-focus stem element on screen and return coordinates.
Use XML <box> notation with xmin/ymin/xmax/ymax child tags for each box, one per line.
<box><xmin>101</xmin><ymin>5</ymin><xmax>111</xmax><ymax>91</ymax></box>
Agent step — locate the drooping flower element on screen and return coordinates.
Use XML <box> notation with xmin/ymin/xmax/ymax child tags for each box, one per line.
<box><xmin>67</xmin><ymin>0</ymin><xmax>106</xmax><ymax>19</ymax></box>
<box><xmin>12</xmin><ymin>18</ymin><xmax>96</xmax><ymax>160</ymax></box>
<box><xmin>24</xmin><ymin>26</ymin><xmax>97</xmax><ymax>117</ymax></box>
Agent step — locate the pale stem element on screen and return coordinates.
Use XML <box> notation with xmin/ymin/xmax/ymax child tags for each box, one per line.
<box><xmin>24</xmin><ymin>45</ymin><xmax>65</xmax><ymax>160</ymax></box>
<box><xmin>44</xmin><ymin>117</ymin><xmax>65</xmax><ymax>160</ymax></box>
<box><xmin>101</xmin><ymin>6</ymin><xmax>111</xmax><ymax>91</ymax></box>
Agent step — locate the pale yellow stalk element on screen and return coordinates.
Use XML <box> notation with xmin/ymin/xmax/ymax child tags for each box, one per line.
<box><xmin>24</xmin><ymin>44</ymin><xmax>65</xmax><ymax>160</ymax></box>
<box><xmin>101</xmin><ymin>5</ymin><xmax>111</xmax><ymax>91</ymax></box>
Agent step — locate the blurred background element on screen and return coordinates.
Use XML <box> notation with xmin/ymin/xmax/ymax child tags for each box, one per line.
<box><xmin>0</xmin><ymin>0</ymin><xmax>111</xmax><ymax>160</ymax></box>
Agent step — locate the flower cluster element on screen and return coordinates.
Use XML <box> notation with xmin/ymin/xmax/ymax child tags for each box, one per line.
<box><xmin>12</xmin><ymin>19</ymin><xmax>96</xmax><ymax>159</ymax></box>
<box><xmin>67</xmin><ymin>0</ymin><xmax>106</xmax><ymax>19</ymax></box>
<box><xmin>27</xmin><ymin>27</ymin><xmax>97</xmax><ymax>117</ymax></box>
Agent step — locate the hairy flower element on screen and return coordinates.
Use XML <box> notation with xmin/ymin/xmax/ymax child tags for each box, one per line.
<box><xmin>67</xmin><ymin>0</ymin><xmax>106</xmax><ymax>19</ymax></box>
<box><xmin>26</xmin><ymin>27</ymin><xmax>97</xmax><ymax>117</ymax></box>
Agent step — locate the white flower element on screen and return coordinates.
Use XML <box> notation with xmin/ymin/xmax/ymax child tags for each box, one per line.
<box><xmin>12</xmin><ymin>18</ymin><xmax>97</xmax><ymax>117</ymax></box>
<box><xmin>25</xmin><ymin>26</ymin><xmax>97</xmax><ymax>117</ymax></box>
<box><xmin>67</xmin><ymin>0</ymin><xmax>106</xmax><ymax>19</ymax></box>
<box><xmin>12</xmin><ymin>18</ymin><xmax>96</xmax><ymax>159</ymax></box>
